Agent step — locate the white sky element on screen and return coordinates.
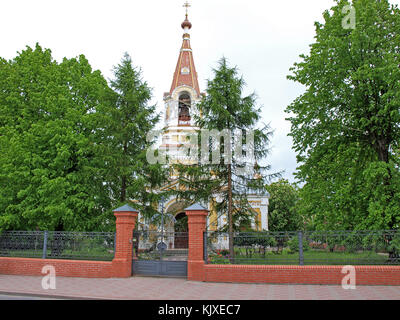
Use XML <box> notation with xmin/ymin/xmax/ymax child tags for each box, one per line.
<box><xmin>2</xmin><ymin>0</ymin><xmax>399</xmax><ymax>184</ymax></box>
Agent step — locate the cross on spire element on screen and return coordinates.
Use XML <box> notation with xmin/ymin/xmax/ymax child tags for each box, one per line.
<box><xmin>183</xmin><ymin>1</ymin><xmax>191</xmax><ymax>17</ymax></box>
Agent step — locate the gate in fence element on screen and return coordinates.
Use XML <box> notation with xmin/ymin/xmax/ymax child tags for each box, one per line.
<box><xmin>132</xmin><ymin>230</ymin><xmax>188</xmax><ymax>277</ymax></box>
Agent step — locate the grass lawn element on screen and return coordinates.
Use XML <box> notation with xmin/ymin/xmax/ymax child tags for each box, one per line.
<box><xmin>0</xmin><ymin>249</ymin><xmax>114</xmax><ymax>261</ymax></box>
<box><xmin>208</xmin><ymin>249</ymin><xmax>392</xmax><ymax>266</ymax></box>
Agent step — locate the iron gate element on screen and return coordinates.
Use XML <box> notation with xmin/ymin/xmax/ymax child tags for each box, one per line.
<box><xmin>132</xmin><ymin>230</ymin><xmax>188</xmax><ymax>277</ymax></box>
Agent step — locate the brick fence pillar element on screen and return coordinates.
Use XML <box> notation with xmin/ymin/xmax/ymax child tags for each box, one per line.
<box><xmin>112</xmin><ymin>204</ymin><xmax>138</xmax><ymax>278</ymax></box>
<box><xmin>185</xmin><ymin>203</ymin><xmax>208</xmax><ymax>281</ymax></box>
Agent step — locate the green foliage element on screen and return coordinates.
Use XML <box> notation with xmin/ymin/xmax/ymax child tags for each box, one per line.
<box><xmin>98</xmin><ymin>53</ymin><xmax>167</xmax><ymax>220</ymax></box>
<box><xmin>342</xmin><ymin>232</ymin><xmax>363</xmax><ymax>253</ymax></box>
<box><xmin>174</xmin><ymin>216</ymin><xmax>188</xmax><ymax>232</ymax></box>
<box><xmin>288</xmin><ymin>235</ymin><xmax>310</xmax><ymax>252</ymax></box>
<box><xmin>173</xmin><ymin>57</ymin><xmax>278</xmax><ymax>232</ymax></box>
<box><xmin>233</xmin><ymin>232</ymin><xmax>277</xmax><ymax>248</ymax></box>
<box><xmin>0</xmin><ymin>44</ymin><xmax>111</xmax><ymax>231</ymax></box>
<box><xmin>286</xmin><ymin>0</ymin><xmax>400</xmax><ymax>230</ymax></box>
<box><xmin>387</xmin><ymin>231</ymin><xmax>400</xmax><ymax>258</ymax></box>
<box><xmin>0</xmin><ymin>46</ymin><xmax>165</xmax><ymax>231</ymax></box>
<box><xmin>266</xmin><ymin>179</ymin><xmax>301</xmax><ymax>231</ymax></box>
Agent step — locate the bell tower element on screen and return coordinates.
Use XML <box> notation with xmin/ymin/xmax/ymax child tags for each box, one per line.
<box><xmin>160</xmin><ymin>1</ymin><xmax>203</xmax><ymax>165</ymax></box>
<box><xmin>156</xmin><ymin>2</ymin><xmax>269</xmax><ymax>232</ymax></box>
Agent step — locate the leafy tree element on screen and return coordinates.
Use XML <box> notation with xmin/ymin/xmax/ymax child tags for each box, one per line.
<box><xmin>0</xmin><ymin>47</ymin><xmax>167</xmax><ymax>232</ymax></box>
<box><xmin>266</xmin><ymin>179</ymin><xmax>301</xmax><ymax>231</ymax></box>
<box><xmin>286</xmin><ymin>0</ymin><xmax>400</xmax><ymax>230</ymax></box>
<box><xmin>173</xmin><ymin>57</ymin><xmax>278</xmax><ymax>259</ymax></box>
<box><xmin>0</xmin><ymin>44</ymin><xmax>111</xmax><ymax>231</ymax></box>
<box><xmin>98</xmin><ymin>53</ymin><xmax>167</xmax><ymax>220</ymax></box>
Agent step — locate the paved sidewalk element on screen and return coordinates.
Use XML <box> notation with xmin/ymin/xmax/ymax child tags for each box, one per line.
<box><xmin>0</xmin><ymin>275</ymin><xmax>399</xmax><ymax>300</ymax></box>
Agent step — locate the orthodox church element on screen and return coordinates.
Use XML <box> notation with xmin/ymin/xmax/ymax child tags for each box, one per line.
<box><xmin>138</xmin><ymin>5</ymin><xmax>269</xmax><ymax>234</ymax></box>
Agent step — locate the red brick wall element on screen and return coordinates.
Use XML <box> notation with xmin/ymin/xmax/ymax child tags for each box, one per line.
<box><xmin>2</xmin><ymin>204</ymin><xmax>400</xmax><ymax>285</ymax></box>
<box><xmin>0</xmin><ymin>209</ymin><xmax>138</xmax><ymax>279</ymax></box>
<box><xmin>112</xmin><ymin>211</ymin><xmax>137</xmax><ymax>278</ymax></box>
<box><xmin>185</xmin><ymin>206</ymin><xmax>400</xmax><ymax>286</ymax></box>
<box><xmin>203</xmin><ymin>264</ymin><xmax>400</xmax><ymax>286</ymax></box>
<box><xmin>186</xmin><ymin>209</ymin><xmax>208</xmax><ymax>281</ymax></box>
<box><xmin>0</xmin><ymin>257</ymin><xmax>114</xmax><ymax>278</ymax></box>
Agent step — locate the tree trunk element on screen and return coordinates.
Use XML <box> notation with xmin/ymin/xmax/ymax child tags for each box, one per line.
<box><xmin>50</xmin><ymin>222</ymin><xmax>64</xmax><ymax>257</ymax></box>
<box><xmin>376</xmin><ymin>137</ymin><xmax>389</xmax><ymax>163</ymax></box>
<box><xmin>228</xmin><ymin>164</ymin><xmax>235</xmax><ymax>263</ymax></box>
<box><xmin>372</xmin><ymin>135</ymin><xmax>396</xmax><ymax>229</ymax></box>
<box><xmin>121</xmin><ymin>176</ymin><xmax>127</xmax><ymax>203</ymax></box>
<box><xmin>120</xmin><ymin>143</ymin><xmax>128</xmax><ymax>203</ymax></box>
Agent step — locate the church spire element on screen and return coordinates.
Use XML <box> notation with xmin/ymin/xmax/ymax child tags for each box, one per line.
<box><xmin>169</xmin><ymin>1</ymin><xmax>200</xmax><ymax>96</ymax></box>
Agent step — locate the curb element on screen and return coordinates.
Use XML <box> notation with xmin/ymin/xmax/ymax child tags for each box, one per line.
<box><xmin>0</xmin><ymin>290</ymin><xmax>116</xmax><ymax>300</ymax></box>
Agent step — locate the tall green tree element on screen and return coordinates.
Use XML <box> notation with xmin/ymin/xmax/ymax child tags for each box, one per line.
<box><xmin>0</xmin><ymin>44</ymin><xmax>111</xmax><ymax>231</ymax></box>
<box><xmin>174</xmin><ymin>57</ymin><xmax>278</xmax><ymax>258</ymax></box>
<box><xmin>286</xmin><ymin>0</ymin><xmax>400</xmax><ymax>230</ymax></box>
<box><xmin>99</xmin><ymin>53</ymin><xmax>167</xmax><ymax>219</ymax></box>
<box><xmin>266</xmin><ymin>179</ymin><xmax>301</xmax><ymax>231</ymax></box>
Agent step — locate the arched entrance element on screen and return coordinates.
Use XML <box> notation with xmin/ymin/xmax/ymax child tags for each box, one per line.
<box><xmin>174</xmin><ymin>212</ymin><xmax>188</xmax><ymax>249</ymax></box>
<box><xmin>131</xmin><ymin>199</ymin><xmax>189</xmax><ymax>277</ymax></box>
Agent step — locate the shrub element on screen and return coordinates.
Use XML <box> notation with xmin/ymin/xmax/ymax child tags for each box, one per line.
<box><xmin>233</xmin><ymin>232</ymin><xmax>277</xmax><ymax>248</ymax></box>
<box><xmin>288</xmin><ymin>235</ymin><xmax>310</xmax><ymax>252</ymax></box>
<box><xmin>388</xmin><ymin>232</ymin><xmax>400</xmax><ymax>263</ymax></box>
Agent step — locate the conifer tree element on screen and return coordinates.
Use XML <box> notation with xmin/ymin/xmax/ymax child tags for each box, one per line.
<box><xmin>99</xmin><ymin>53</ymin><xmax>167</xmax><ymax>220</ymax></box>
<box><xmin>173</xmin><ymin>58</ymin><xmax>278</xmax><ymax>259</ymax></box>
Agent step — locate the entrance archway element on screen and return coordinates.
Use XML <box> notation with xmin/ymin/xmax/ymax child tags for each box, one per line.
<box><xmin>174</xmin><ymin>212</ymin><xmax>188</xmax><ymax>232</ymax></box>
<box><xmin>174</xmin><ymin>212</ymin><xmax>188</xmax><ymax>249</ymax></box>
<box><xmin>131</xmin><ymin>202</ymin><xmax>189</xmax><ymax>278</ymax></box>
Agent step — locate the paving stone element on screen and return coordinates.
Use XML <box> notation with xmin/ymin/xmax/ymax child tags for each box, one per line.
<box><xmin>0</xmin><ymin>275</ymin><xmax>398</xmax><ymax>300</ymax></box>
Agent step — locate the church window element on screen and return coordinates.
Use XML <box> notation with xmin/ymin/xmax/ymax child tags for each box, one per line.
<box><xmin>178</xmin><ymin>93</ymin><xmax>191</xmax><ymax>124</ymax></box>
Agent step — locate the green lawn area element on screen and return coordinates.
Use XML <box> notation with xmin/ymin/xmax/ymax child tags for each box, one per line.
<box><xmin>0</xmin><ymin>249</ymin><xmax>114</xmax><ymax>261</ymax></box>
<box><xmin>208</xmin><ymin>249</ymin><xmax>392</xmax><ymax>266</ymax></box>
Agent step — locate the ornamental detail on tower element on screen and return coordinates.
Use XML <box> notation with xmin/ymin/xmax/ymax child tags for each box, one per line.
<box><xmin>160</xmin><ymin>1</ymin><xmax>203</xmax><ymax>163</ymax></box>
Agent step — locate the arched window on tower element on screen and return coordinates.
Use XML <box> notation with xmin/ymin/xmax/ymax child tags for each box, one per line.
<box><xmin>178</xmin><ymin>93</ymin><xmax>191</xmax><ymax>125</ymax></box>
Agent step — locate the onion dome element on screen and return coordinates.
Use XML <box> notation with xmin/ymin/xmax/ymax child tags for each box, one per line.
<box><xmin>181</xmin><ymin>15</ymin><xmax>192</xmax><ymax>29</ymax></box>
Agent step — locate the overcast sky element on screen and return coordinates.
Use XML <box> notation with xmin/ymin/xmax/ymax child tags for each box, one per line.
<box><xmin>2</xmin><ymin>0</ymin><xmax>399</xmax><ymax>184</ymax></box>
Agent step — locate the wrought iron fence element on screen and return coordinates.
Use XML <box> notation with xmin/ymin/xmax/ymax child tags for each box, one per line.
<box><xmin>0</xmin><ymin>231</ymin><xmax>116</xmax><ymax>261</ymax></box>
<box><xmin>133</xmin><ymin>230</ymin><xmax>188</xmax><ymax>261</ymax></box>
<box><xmin>205</xmin><ymin>230</ymin><xmax>400</xmax><ymax>266</ymax></box>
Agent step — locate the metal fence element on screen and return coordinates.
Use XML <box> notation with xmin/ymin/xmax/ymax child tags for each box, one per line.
<box><xmin>0</xmin><ymin>231</ymin><xmax>116</xmax><ymax>261</ymax></box>
<box><xmin>133</xmin><ymin>230</ymin><xmax>188</xmax><ymax>261</ymax></box>
<box><xmin>205</xmin><ymin>230</ymin><xmax>400</xmax><ymax>266</ymax></box>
